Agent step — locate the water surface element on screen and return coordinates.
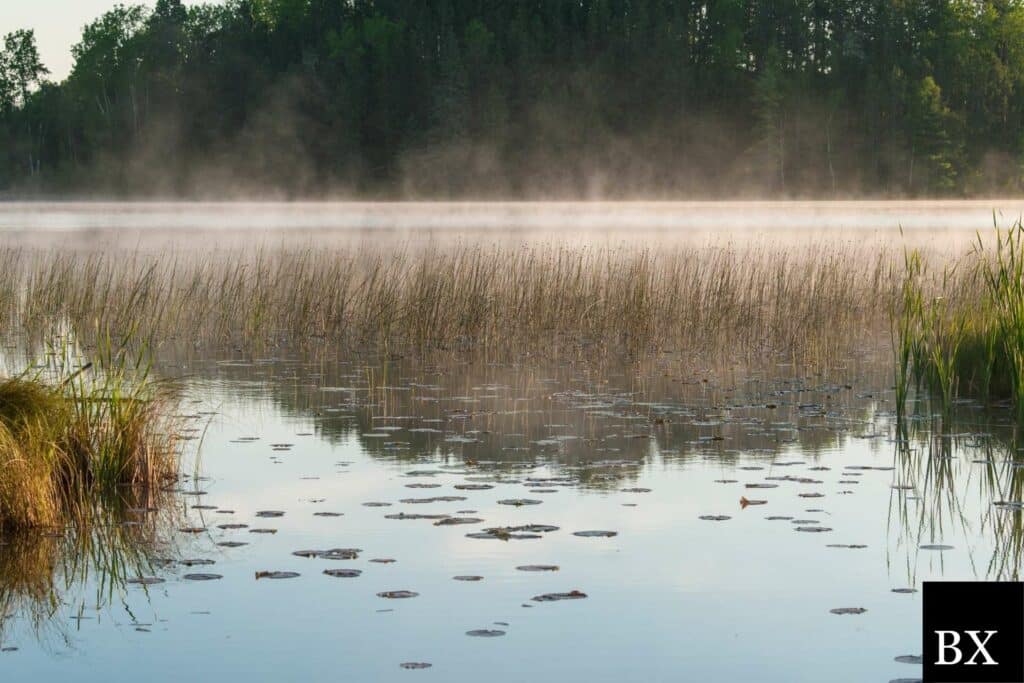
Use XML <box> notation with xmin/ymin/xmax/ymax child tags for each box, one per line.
<box><xmin>2</xmin><ymin>203</ymin><xmax>1021</xmax><ymax>682</ymax></box>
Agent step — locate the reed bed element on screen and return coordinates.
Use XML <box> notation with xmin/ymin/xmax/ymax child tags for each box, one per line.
<box><xmin>0</xmin><ymin>342</ymin><xmax>181</xmax><ymax>530</ymax></box>
<box><xmin>0</xmin><ymin>239</ymin><xmax>907</xmax><ymax>364</ymax></box>
<box><xmin>893</xmin><ymin>222</ymin><xmax>1024</xmax><ymax>422</ymax></box>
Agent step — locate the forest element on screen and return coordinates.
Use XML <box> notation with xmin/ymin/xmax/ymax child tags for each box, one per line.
<box><xmin>3</xmin><ymin>0</ymin><xmax>1024</xmax><ymax>198</ymax></box>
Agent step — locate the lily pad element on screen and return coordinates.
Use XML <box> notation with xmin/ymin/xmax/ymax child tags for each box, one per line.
<box><xmin>434</xmin><ymin>517</ymin><xmax>483</xmax><ymax>526</ymax></box>
<box><xmin>399</xmin><ymin>662</ymin><xmax>432</xmax><ymax>670</ymax></box>
<box><xmin>466</xmin><ymin>629</ymin><xmax>505</xmax><ymax>637</ymax></box>
<box><xmin>401</xmin><ymin>496</ymin><xmax>467</xmax><ymax>504</ymax></box>
<box><xmin>830</xmin><ymin>607</ymin><xmax>867</xmax><ymax>615</ymax></box>
<box><xmin>127</xmin><ymin>577</ymin><xmax>165</xmax><ymax>585</ymax></box>
<box><xmin>467</xmin><ymin>531</ymin><xmax>541</xmax><ymax>540</ymax></box>
<box><xmin>378</xmin><ymin>590</ymin><xmax>419</xmax><ymax>599</ymax></box>
<box><xmin>255</xmin><ymin>571</ymin><xmax>299</xmax><ymax>580</ymax></box>
<box><xmin>572</xmin><ymin>530</ymin><xmax>617</xmax><ymax>538</ymax></box>
<box><xmin>386</xmin><ymin>512</ymin><xmax>451</xmax><ymax>520</ymax></box>
<box><xmin>324</xmin><ymin>569</ymin><xmax>362</xmax><ymax>578</ymax></box>
<box><xmin>516</xmin><ymin>565</ymin><xmax>559</xmax><ymax>572</ymax></box>
<box><xmin>532</xmin><ymin>590</ymin><xmax>587</xmax><ymax>602</ymax></box>
<box><xmin>184</xmin><ymin>573</ymin><xmax>223</xmax><ymax>581</ymax></box>
<box><xmin>512</xmin><ymin>524</ymin><xmax>559</xmax><ymax>533</ymax></box>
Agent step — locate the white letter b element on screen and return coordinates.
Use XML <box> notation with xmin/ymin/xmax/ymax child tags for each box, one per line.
<box><xmin>935</xmin><ymin>630</ymin><xmax>963</xmax><ymax>665</ymax></box>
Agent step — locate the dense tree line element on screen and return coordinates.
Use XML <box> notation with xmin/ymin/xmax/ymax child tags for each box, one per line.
<box><xmin>3</xmin><ymin>0</ymin><xmax>1024</xmax><ymax>198</ymax></box>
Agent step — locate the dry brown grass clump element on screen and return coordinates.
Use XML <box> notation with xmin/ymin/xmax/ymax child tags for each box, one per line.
<box><xmin>0</xmin><ymin>354</ymin><xmax>180</xmax><ymax>531</ymax></box>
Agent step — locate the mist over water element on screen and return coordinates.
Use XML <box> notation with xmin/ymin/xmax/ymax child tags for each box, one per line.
<box><xmin>0</xmin><ymin>200</ymin><xmax>1020</xmax><ymax>249</ymax></box>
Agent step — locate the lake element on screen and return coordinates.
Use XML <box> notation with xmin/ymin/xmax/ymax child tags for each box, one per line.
<box><xmin>1</xmin><ymin>202</ymin><xmax>1020</xmax><ymax>682</ymax></box>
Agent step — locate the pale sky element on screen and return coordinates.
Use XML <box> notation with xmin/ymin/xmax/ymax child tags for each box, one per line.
<box><xmin>0</xmin><ymin>0</ymin><xmax>220</xmax><ymax>81</ymax></box>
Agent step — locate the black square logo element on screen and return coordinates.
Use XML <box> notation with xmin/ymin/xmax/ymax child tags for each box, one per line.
<box><xmin>924</xmin><ymin>581</ymin><xmax>1024</xmax><ymax>682</ymax></box>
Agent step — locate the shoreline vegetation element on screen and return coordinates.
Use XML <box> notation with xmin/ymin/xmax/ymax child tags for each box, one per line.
<box><xmin>895</xmin><ymin>221</ymin><xmax>1024</xmax><ymax>425</ymax></box>
<box><xmin>0</xmin><ymin>341</ymin><xmax>182</xmax><ymax>531</ymax></box>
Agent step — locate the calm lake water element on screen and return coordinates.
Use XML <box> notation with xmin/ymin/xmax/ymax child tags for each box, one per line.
<box><xmin>1</xmin><ymin>202</ymin><xmax>1021</xmax><ymax>682</ymax></box>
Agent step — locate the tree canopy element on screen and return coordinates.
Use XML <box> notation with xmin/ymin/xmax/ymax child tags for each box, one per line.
<box><xmin>4</xmin><ymin>0</ymin><xmax>1024</xmax><ymax>198</ymax></box>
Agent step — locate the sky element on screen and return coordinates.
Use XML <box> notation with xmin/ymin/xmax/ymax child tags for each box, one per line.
<box><xmin>0</xmin><ymin>0</ymin><xmax>219</xmax><ymax>81</ymax></box>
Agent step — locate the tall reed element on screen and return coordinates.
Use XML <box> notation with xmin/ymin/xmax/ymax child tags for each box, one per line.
<box><xmin>893</xmin><ymin>221</ymin><xmax>1024</xmax><ymax>423</ymax></box>
<box><xmin>0</xmin><ymin>240</ymin><xmax>900</xmax><ymax>364</ymax></box>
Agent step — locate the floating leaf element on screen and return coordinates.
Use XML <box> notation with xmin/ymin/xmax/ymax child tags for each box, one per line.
<box><xmin>127</xmin><ymin>577</ymin><xmax>165</xmax><ymax>585</ymax></box>
<box><xmin>516</xmin><ymin>565</ymin><xmax>559</xmax><ymax>572</ymax></box>
<box><xmin>324</xmin><ymin>569</ymin><xmax>362</xmax><ymax>578</ymax></box>
<box><xmin>255</xmin><ymin>571</ymin><xmax>299</xmax><ymax>580</ymax></box>
<box><xmin>532</xmin><ymin>590</ymin><xmax>587</xmax><ymax>602</ymax></box>
<box><xmin>434</xmin><ymin>517</ymin><xmax>483</xmax><ymax>526</ymax></box>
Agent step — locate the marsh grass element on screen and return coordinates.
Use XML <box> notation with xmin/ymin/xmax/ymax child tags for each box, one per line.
<box><xmin>0</xmin><ymin>338</ymin><xmax>181</xmax><ymax>530</ymax></box>
<box><xmin>892</xmin><ymin>221</ymin><xmax>1024</xmax><ymax>423</ymax></box>
<box><xmin>0</xmin><ymin>240</ymin><xmax>898</xmax><ymax>364</ymax></box>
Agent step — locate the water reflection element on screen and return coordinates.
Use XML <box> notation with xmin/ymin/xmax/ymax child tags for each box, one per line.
<box><xmin>6</xmin><ymin>348</ymin><xmax>1024</xmax><ymax>681</ymax></box>
<box><xmin>890</xmin><ymin>404</ymin><xmax>1024</xmax><ymax>581</ymax></box>
<box><xmin>0</xmin><ymin>493</ymin><xmax>182</xmax><ymax>651</ymax></box>
<box><xmin>184</xmin><ymin>353</ymin><xmax>889</xmax><ymax>476</ymax></box>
